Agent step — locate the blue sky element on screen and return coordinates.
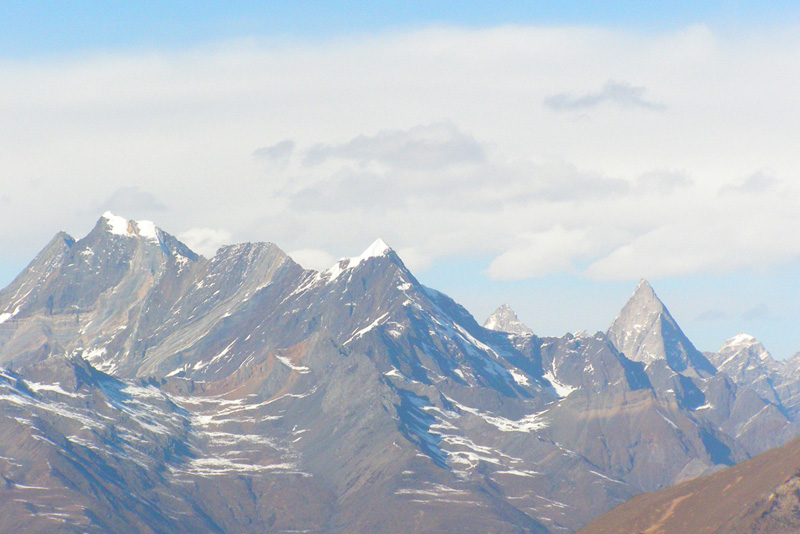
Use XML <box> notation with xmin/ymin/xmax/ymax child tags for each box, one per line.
<box><xmin>3</xmin><ymin>1</ymin><xmax>800</xmax><ymax>56</ymax></box>
<box><xmin>2</xmin><ymin>2</ymin><xmax>800</xmax><ymax>357</ymax></box>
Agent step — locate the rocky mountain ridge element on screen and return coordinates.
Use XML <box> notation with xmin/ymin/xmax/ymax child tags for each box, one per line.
<box><xmin>0</xmin><ymin>212</ymin><xmax>798</xmax><ymax>533</ymax></box>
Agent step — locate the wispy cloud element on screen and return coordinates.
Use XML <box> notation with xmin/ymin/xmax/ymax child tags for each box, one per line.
<box><xmin>544</xmin><ymin>80</ymin><xmax>664</xmax><ymax>112</ymax></box>
<box><xmin>178</xmin><ymin>227</ymin><xmax>232</xmax><ymax>257</ymax></box>
<box><xmin>288</xmin><ymin>248</ymin><xmax>335</xmax><ymax>270</ymax></box>
<box><xmin>254</xmin><ymin>140</ymin><xmax>295</xmax><ymax>164</ymax></box>
<box><xmin>303</xmin><ymin>122</ymin><xmax>485</xmax><ymax>170</ymax></box>
<box><xmin>1</xmin><ymin>24</ymin><xmax>800</xmax><ymax>286</ymax></box>
<box><xmin>719</xmin><ymin>171</ymin><xmax>778</xmax><ymax>195</ymax></box>
<box><xmin>634</xmin><ymin>170</ymin><xmax>693</xmax><ymax>194</ymax></box>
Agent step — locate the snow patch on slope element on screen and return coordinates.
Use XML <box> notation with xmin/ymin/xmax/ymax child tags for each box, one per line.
<box><xmin>103</xmin><ymin>211</ymin><xmax>130</xmax><ymax>235</ymax></box>
<box><xmin>102</xmin><ymin>211</ymin><xmax>160</xmax><ymax>243</ymax></box>
<box><xmin>326</xmin><ymin>238</ymin><xmax>391</xmax><ymax>281</ymax></box>
<box><xmin>543</xmin><ymin>371</ymin><xmax>575</xmax><ymax>398</ymax></box>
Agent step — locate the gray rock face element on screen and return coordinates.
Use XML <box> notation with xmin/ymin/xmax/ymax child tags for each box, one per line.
<box><xmin>607</xmin><ymin>280</ymin><xmax>716</xmax><ymax>377</ymax></box>
<box><xmin>484</xmin><ymin>304</ymin><xmax>533</xmax><ymax>335</ymax></box>
<box><xmin>1</xmin><ymin>214</ymin><xmax>799</xmax><ymax>534</ymax></box>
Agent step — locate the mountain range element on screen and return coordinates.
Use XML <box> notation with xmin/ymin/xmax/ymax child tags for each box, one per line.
<box><xmin>1</xmin><ymin>212</ymin><xmax>799</xmax><ymax>533</ymax></box>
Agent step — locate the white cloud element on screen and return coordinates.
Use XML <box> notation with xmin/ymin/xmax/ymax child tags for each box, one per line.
<box><xmin>487</xmin><ymin>227</ymin><xmax>591</xmax><ymax>280</ymax></box>
<box><xmin>544</xmin><ymin>80</ymin><xmax>664</xmax><ymax>111</ymax></box>
<box><xmin>178</xmin><ymin>227</ymin><xmax>232</xmax><ymax>257</ymax></box>
<box><xmin>2</xmin><ymin>24</ymin><xmax>800</xmax><ymax>286</ymax></box>
<box><xmin>719</xmin><ymin>171</ymin><xmax>778</xmax><ymax>195</ymax></box>
<box><xmin>303</xmin><ymin>122</ymin><xmax>485</xmax><ymax>170</ymax></box>
<box><xmin>288</xmin><ymin>248</ymin><xmax>336</xmax><ymax>271</ymax></box>
<box><xmin>395</xmin><ymin>247</ymin><xmax>432</xmax><ymax>273</ymax></box>
<box><xmin>585</xmin><ymin>201</ymin><xmax>800</xmax><ymax>280</ymax></box>
<box><xmin>253</xmin><ymin>139</ymin><xmax>295</xmax><ymax>166</ymax></box>
<box><xmin>634</xmin><ymin>170</ymin><xmax>693</xmax><ymax>194</ymax></box>
<box><xmin>100</xmin><ymin>186</ymin><xmax>168</xmax><ymax>214</ymax></box>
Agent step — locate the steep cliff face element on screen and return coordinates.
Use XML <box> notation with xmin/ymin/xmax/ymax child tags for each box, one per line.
<box><xmin>607</xmin><ymin>280</ymin><xmax>716</xmax><ymax>377</ymax></box>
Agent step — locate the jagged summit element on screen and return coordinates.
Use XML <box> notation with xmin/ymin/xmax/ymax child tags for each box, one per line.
<box><xmin>709</xmin><ymin>332</ymin><xmax>777</xmax><ymax>382</ymax></box>
<box><xmin>721</xmin><ymin>332</ymin><xmax>763</xmax><ymax>351</ymax></box>
<box><xmin>100</xmin><ymin>211</ymin><xmax>161</xmax><ymax>242</ymax></box>
<box><xmin>607</xmin><ymin>279</ymin><xmax>715</xmax><ymax>376</ymax></box>
<box><xmin>322</xmin><ymin>238</ymin><xmax>404</xmax><ymax>281</ymax></box>
<box><xmin>360</xmin><ymin>238</ymin><xmax>391</xmax><ymax>258</ymax></box>
<box><xmin>343</xmin><ymin>238</ymin><xmax>392</xmax><ymax>264</ymax></box>
<box><xmin>484</xmin><ymin>304</ymin><xmax>533</xmax><ymax>336</ymax></box>
<box><xmin>93</xmin><ymin>211</ymin><xmax>199</xmax><ymax>261</ymax></box>
<box><xmin>720</xmin><ymin>333</ymin><xmax>772</xmax><ymax>361</ymax></box>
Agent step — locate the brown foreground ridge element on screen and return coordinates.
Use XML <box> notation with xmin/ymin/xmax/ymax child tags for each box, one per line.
<box><xmin>578</xmin><ymin>436</ymin><xmax>800</xmax><ymax>534</ymax></box>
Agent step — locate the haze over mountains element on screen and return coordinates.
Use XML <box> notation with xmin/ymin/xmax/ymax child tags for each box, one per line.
<box><xmin>1</xmin><ymin>212</ymin><xmax>800</xmax><ymax>533</ymax></box>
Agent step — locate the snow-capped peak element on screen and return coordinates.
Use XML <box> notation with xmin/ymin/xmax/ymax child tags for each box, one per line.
<box><xmin>724</xmin><ymin>332</ymin><xmax>758</xmax><ymax>348</ymax></box>
<box><xmin>322</xmin><ymin>239</ymin><xmax>393</xmax><ymax>281</ymax></box>
<box><xmin>102</xmin><ymin>211</ymin><xmax>131</xmax><ymax>236</ymax></box>
<box><xmin>353</xmin><ymin>238</ymin><xmax>391</xmax><ymax>265</ymax></box>
<box><xmin>101</xmin><ymin>211</ymin><xmax>160</xmax><ymax>243</ymax></box>
<box><xmin>713</xmin><ymin>332</ymin><xmax>776</xmax><ymax>373</ymax></box>
<box><xmin>720</xmin><ymin>332</ymin><xmax>772</xmax><ymax>362</ymax></box>
<box><xmin>134</xmin><ymin>220</ymin><xmax>159</xmax><ymax>241</ymax></box>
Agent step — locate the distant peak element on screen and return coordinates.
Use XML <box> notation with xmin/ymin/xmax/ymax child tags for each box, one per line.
<box><xmin>721</xmin><ymin>332</ymin><xmax>769</xmax><ymax>355</ymax></box>
<box><xmin>718</xmin><ymin>332</ymin><xmax>773</xmax><ymax>364</ymax></box>
<box><xmin>608</xmin><ymin>279</ymin><xmax>714</xmax><ymax>375</ymax></box>
<box><xmin>725</xmin><ymin>332</ymin><xmax>758</xmax><ymax>346</ymax></box>
<box><xmin>484</xmin><ymin>304</ymin><xmax>533</xmax><ymax>335</ymax></box>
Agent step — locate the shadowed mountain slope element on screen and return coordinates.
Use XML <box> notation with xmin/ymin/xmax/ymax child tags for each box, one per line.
<box><xmin>577</xmin><ymin>436</ymin><xmax>800</xmax><ymax>534</ymax></box>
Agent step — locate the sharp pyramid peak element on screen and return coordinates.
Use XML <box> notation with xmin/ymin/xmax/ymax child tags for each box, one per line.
<box><xmin>484</xmin><ymin>304</ymin><xmax>533</xmax><ymax>335</ymax></box>
<box><xmin>489</xmin><ymin>303</ymin><xmax>518</xmax><ymax>316</ymax></box>
<box><xmin>634</xmin><ymin>278</ymin><xmax>655</xmax><ymax>293</ymax></box>
<box><xmin>609</xmin><ymin>279</ymin><xmax>670</xmax><ymax>335</ymax></box>
<box><xmin>609</xmin><ymin>279</ymin><xmax>713</xmax><ymax>375</ymax></box>
<box><xmin>631</xmin><ymin>278</ymin><xmax>660</xmax><ymax>302</ymax></box>
<box><xmin>321</xmin><ymin>238</ymin><xmax>404</xmax><ymax>282</ymax></box>
<box><xmin>619</xmin><ymin>278</ymin><xmax>669</xmax><ymax>319</ymax></box>
<box><xmin>356</xmin><ymin>238</ymin><xmax>392</xmax><ymax>262</ymax></box>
